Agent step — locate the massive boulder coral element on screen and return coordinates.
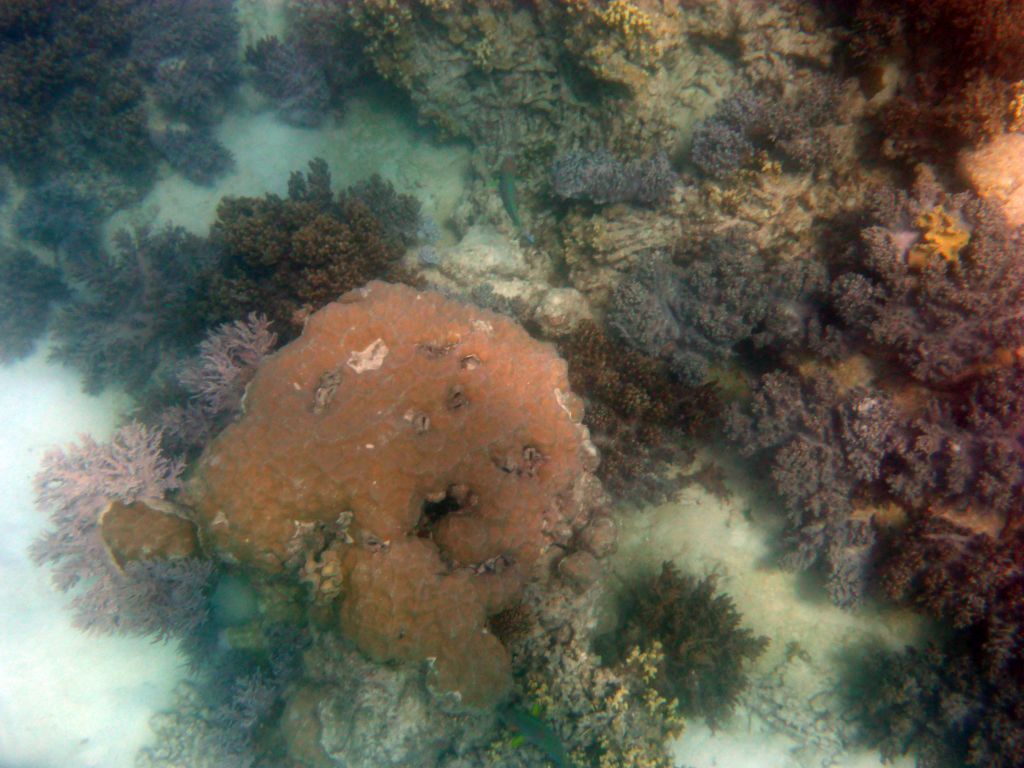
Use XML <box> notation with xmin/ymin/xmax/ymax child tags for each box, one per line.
<box><xmin>186</xmin><ymin>281</ymin><xmax>601</xmax><ymax>706</ymax></box>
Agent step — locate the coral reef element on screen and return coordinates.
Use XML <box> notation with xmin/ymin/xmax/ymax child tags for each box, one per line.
<box><xmin>958</xmin><ymin>133</ymin><xmax>1024</xmax><ymax>228</ymax></box>
<box><xmin>0</xmin><ymin>248</ymin><xmax>67</xmax><ymax>363</ymax></box>
<box><xmin>499</xmin><ymin>580</ymin><xmax>685</xmax><ymax>768</ymax></box>
<box><xmin>690</xmin><ymin>78</ymin><xmax>843</xmax><ymax>178</ymax></box>
<box><xmin>201</xmin><ymin>159</ymin><xmax>419</xmax><ymax>337</ymax></box>
<box><xmin>725</xmin><ymin>370</ymin><xmax>894</xmax><ymax>607</ymax></box>
<box><xmin>831</xmin><ymin>175</ymin><xmax>1024</xmax><ymax>385</ymax></box>
<box><xmin>857</xmin><ymin>642</ymin><xmax>1024</xmax><ymax>768</ymax></box>
<box><xmin>845</xmin><ymin>0</ymin><xmax>1024</xmax><ymax>166</ymax></box>
<box><xmin>342</xmin><ymin>173</ymin><xmax>424</xmax><ymax>250</ymax></box>
<box><xmin>157</xmin><ymin>314</ymin><xmax>279</xmax><ymax>456</ymax></box>
<box><xmin>608</xmin><ymin>239</ymin><xmax>833</xmax><ymax>385</ymax></box>
<box><xmin>30</xmin><ymin>423</ymin><xmax>209</xmax><ymax>636</ymax></box>
<box><xmin>0</xmin><ymin>0</ymin><xmax>153</xmax><ymax>198</ymax></box>
<box><xmin>140</xmin><ymin>622</ymin><xmax>311</xmax><ymax>768</ymax></box>
<box><xmin>275</xmin><ymin>632</ymin><xmax>492</xmax><ymax>768</ymax></box>
<box><xmin>559</xmin><ymin>201</ymin><xmax>682</xmax><ymax>308</ymax></box>
<box><xmin>178</xmin><ymin>313</ymin><xmax>277</xmax><ymax>417</ymax></box>
<box><xmin>151</xmin><ymin>125</ymin><xmax>235</xmax><ymax>186</ymax></box>
<box><xmin>129</xmin><ymin>0</ymin><xmax>240</xmax><ymax>123</ymax></box>
<box><xmin>245</xmin><ymin>36</ymin><xmax>330</xmax><ymax>128</ymax></box>
<box><xmin>559</xmin><ymin>320</ymin><xmax>719</xmax><ymax>504</ymax></box>
<box><xmin>551</xmin><ymin>149</ymin><xmax>676</xmax><ymax>206</ymax></box>
<box><xmin>603</xmin><ymin>562</ymin><xmax>769</xmax><ymax>727</ymax></box>
<box><xmin>297</xmin><ymin>0</ymin><xmax>747</xmax><ymax>198</ymax></box>
<box><xmin>185</xmin><ymin>281</ymin><xmax>604</xmax><ymax>706</ymax></box>
<box><xmin>0</xmin><ymin>0</ymin><xmax>241</xmax><ymax>207</ymax></box>
<box><xmin>14</xmin><ymin>179</ymin><xmax>101</xmax><ymax>258</ymax></box>
<box><xmin>51</xmin><ymin>224</ymin><xmax>214</xmax><ymax>393</ymax></box>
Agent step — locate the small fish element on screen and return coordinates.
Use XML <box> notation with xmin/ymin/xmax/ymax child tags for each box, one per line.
<box><xmin>499</xmin><ymin>701</ymin><xmax>570</xmax><ymax>767</ymax></box>
<box><xmin>498</xmin><ymin>157</ymin><xmax>535</xmax><ymax>246</ymax></box>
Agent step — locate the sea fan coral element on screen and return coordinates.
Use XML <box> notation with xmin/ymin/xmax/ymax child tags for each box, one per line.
<box><xmin>185</xmin><ymin>281</ymin><xmax>601</xmax><ymax>706</ymax></box>
<box><xmin>30</xmin><ymin>423</ymin><xmax>204</xmax><ymax>635</ymax></box>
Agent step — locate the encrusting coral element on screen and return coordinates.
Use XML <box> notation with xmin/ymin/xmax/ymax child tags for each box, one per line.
<box><xmin>185</xmin><ymin>281</ymin><xmax>604</xmax><ymax>707</ymax></box>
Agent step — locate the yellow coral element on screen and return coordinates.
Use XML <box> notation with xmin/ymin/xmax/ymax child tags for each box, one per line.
<box><xmin>908</xmin><ymin>207</ymin><xmax>970</xmax><ymax>269</ymax></box>
<box><xmin>600</xmin><ymin>0</ymin><xmax>652</xmax><ymax>40</ymax></box>
<box><xmin>1009</xmin><ymin>80</ymin><xmax>1024</xmax><ymax>132</ymax></box>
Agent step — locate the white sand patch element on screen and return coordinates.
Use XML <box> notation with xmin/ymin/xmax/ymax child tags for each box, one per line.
<box><xmin>0</xmin><ymin>347</ymin><xmax>183</xmax><ymax>768</ymax></box>
<box><xmin>106</xmin><ymin>93</ymin><xmax>471</xmax><ymax>243</ymax></box>
<box><xmin>609</xmin><ymin>453</ymin><xmax>926</xmax><ymax>768</ymax></box>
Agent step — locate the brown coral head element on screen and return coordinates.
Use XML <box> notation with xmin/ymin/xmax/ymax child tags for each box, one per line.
<box><xmin>187</xmin><ymin>281</ymin><xmax>596</xmax><ymax>707</ymax></box>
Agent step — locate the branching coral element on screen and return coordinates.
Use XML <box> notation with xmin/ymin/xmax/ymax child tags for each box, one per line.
<box><xmin>0</xmin><ymin>0</ymin><xmax>152</xmax><ymax>191</ymax></box>
<box><xmin>129</xmin><ymin>0</ymin><xmax>240</xmax><ymax>123</ymax></box>
<box><xmin>551</xmin><ymin>149</ymin><xmax>676</xmax><ymax>206</ymax></box>
<box><xmin>690</xmin><ymin>78</ymin><xmax>843</xmax><ymax>178</ymax></box>
<box><xmin>857</xmin><ymin>640</ymin><xmax>1024</xmax><ymax>768</ymax></box>
<box><xmin>0</xmin><ymin>248</ymin><xmax>67</xmax><ymax>363</ymax></box>
<box><xmin>151</xmin><ymin>125</ymin><xmax>235</xmax><ymax>186</ymax></box>
<box><xmin>846</xmin><ymin>0</ymin><xmax>1024</xmax><ymax>164</ymax></box>
<box><xmin>558</xmin><ymin>319</ymin><xmax>719</xmax><ymax>504</ymax></box>
<box><xmin>51</xmin><ymin>224</ymin><xmax>214</xmax><ymax>393</ymax></box>
<box><xmin>30</xmin><ymin>423</ymin><xmax>211</xmax><ymax>637</ymax></box>
<box><xmin>603</xmin><ymin>562</ymin><xmax>769</xmax><ymax>728</ymax></box>
<box><xmin>200</xmin><ymin>159</ymin><xmax>421</xmax><ymax>338</ymax></box>
<box><xmin>726</xmin><ymin>370</ymin><xmax>896</xmax><ymax>607</ymax></box>
<box><xmin>608</xmin><ymin>237</ymin><xmax>833</xmax><ymax>385</ymax></box>
<box><xmin>831</xmin><ymin>176</ymin><xmax>1024</xmax><ymax>386</ymax></box>
<box><xmin>185</xmin><ymin>281</ymin><xmax>603</xmax><ymax>706</ymax></box>
<box><xmin>245</xmin><ymin>36</ymin><xmax>330</xmax><ymax>128</ymax></box>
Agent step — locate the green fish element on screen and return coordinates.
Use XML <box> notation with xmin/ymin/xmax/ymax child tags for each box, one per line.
<box><xmin>499</xmin><ymin>701</ymin><xmax>570</xmax><ymax>767</ymax></box>
<box><xmin>498</xmin><ymin>157</ymin><xmax>535</xmax><ymax>245</ymax></box>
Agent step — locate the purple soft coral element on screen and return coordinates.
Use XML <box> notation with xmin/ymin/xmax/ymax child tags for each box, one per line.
<box><xmin>179</xmin><ymin>313</ymin><xmax>276</xmax><ymax>415</ymax></box>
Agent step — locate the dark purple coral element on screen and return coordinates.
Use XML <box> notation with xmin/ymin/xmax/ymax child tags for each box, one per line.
<box><xmin>607</xmin><ymin>562</ymin><xmax>769</xmax><ymax>727</ymax></box>
<box><xmin>201</xmin><ymin>159</ymin><xmax>420</xmax><ymax>337</ymax></box>
<box><xmin>151</xmin><ymin>125</ymin><xmax>235</xmax><ymax>185</ymax></box>
<box><xmin>551</xmin><ymin>149</ymin><xmax>676</xmax><ymax>206</ymax></box>
<box><xmin>51</xmin><ymin>224</ymin><xmax>214</xmax><ymax>393</ymax></box>
<box><xmin>690</xmin><ymin>78</ymin><xmax>842</xmax><ymax>178</ymax></box>
<box><xmin>0</xmin><ymin>247</ymin><xmax>68</xmax><ymax>363</ymax></box>
<box><xmin>0</xmin><ymin>0</ymin><xmax>153</xmax><ymax>188</ymax></box>
<box><xmin>831</xmin><ymin>177</ymin><xmax>1024</xmax><ymax>386</ymax></box>
<box><xmin>726</xmin><ymin>370</ymin><xmax>896</xmax><ymax>607</ymax></box>
<box><xmin>859</xmin><ymin>640</ymin><xmax>1024</xmax><ymax>768</ymax></box>
<box><xmin>129</xmin><ymin>0</ymin><xmax>239</xmax><ymax>123</ymax></box>
<box><xmin>882</xmin><ymin>370</ymin><xmax>1024</xmax><ymax>525</ymax></box>
<box><xmin>245</xmin><ymin>36</ymin><xmax>330</xmax><ymax>128</ymax></box>
<box><xmin>14</xmin><ymin>179</ymin><xmax>102</xmax><ymax>258</ymax></box>
<box><xmin>608</xmin><ymin>237</ymin><xmax>835</xmax><ymax>385</ymax></box>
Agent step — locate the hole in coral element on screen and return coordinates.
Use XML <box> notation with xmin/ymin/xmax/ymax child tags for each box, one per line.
<box><xmin>413</xmin><ymin>485</ymin><xmax>472</xmax><ymax>539</ymax></box>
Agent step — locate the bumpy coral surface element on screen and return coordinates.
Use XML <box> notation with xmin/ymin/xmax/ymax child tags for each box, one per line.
<box><xmin>189</xmin><ymin>281</ymin><xmax>596</xmax><ymax>705</ymax></box>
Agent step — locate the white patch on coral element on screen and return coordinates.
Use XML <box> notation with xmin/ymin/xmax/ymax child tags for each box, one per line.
<box><xmin>346</xmin><ymin>339</ymin><xmax>389</xmax><ymax>373</ymax></box>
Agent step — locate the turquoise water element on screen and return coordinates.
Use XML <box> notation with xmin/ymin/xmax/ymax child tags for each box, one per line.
<box><xmin>0</xmin><ymin>2</ymin><xmax>1018</xmax><ymax>767</ymax></box>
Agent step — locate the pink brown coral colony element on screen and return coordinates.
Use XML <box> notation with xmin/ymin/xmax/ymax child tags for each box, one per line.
<box><xmin>186</xmin><ymin>282</ymin><xmax>602</xmax><ymax>705</ymax></box>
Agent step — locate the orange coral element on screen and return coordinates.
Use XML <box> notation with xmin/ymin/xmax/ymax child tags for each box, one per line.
<box><xmin>100</xmin><ymin>500</ymin><xmax>199</xmax><ymax>568</ymax></box>
<box><xmin>907</xmin><ymin>206</ymin><xmax>969</xmax><ymax>269</ymax></box>
<box><xmin>187</xmin><ymin>281</ymin><xmax>597</xmax><ymax>705</ymax></box>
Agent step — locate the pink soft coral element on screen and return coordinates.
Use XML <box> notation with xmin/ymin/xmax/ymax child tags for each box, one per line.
<box><xmin>31</xmin><ymin>423</ymin><xmax>184</xmax><ymax>632</ymax></box>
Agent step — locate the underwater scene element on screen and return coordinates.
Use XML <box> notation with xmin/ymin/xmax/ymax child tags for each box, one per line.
<box><xmin>1</xmin><ymin>1</ymin><xmax>1023</xmax><ymax>767</ymax></box>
